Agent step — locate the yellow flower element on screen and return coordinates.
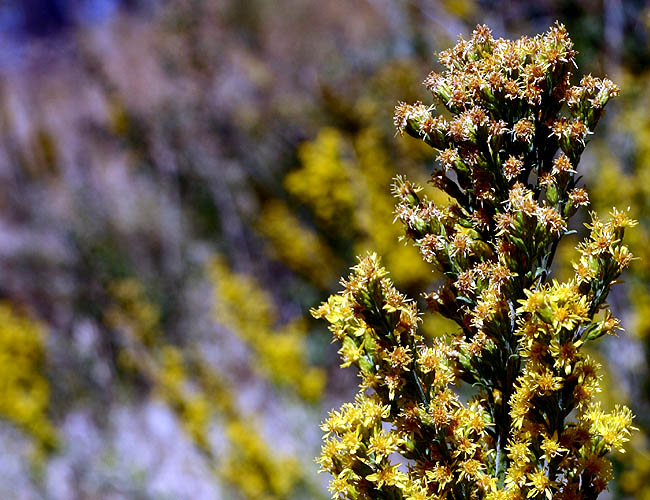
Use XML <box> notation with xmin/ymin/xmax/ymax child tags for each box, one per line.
<box><xmin>426</xmin><ymin>463</ymin><xmax>454</xmax><ymax>491</ymax></box>
<box><xmin>329</xmin><ymin>472</ymin><xmax>353</xmax><ymax>499</ymax></box>
<box><xmin>505</xmin><ymin>463</ymin><xmax>529</xmax><ymax>489</ymax></box>
<box><xmin>533</xmin><ymin>368</ymin><xmax>563</xmax><ymax>394</ymax></box>
<box><xmin>458</xmin><ymin>458</ymin><xmax>486</xmax><ymax>482</ymax></box>
<box><xmin>549</xmin><ymin>339</ymin><xmax>581</xmax><ymax>375</ymax></box>
<box><xmin>540</xmin><ymin>433</ymin><xmax>568</xmax><ymax>460</ymax></box>
<box><xmin>368</xmin><ymin>430</ymin><xmax>400</xmax><ymax>460</ymax></box>
<box><xmin>526</xmin><ymin>470</ymin><xmax>554</xmax><ymax>499</ymax></box>
<box><xmin>506</xmin><ymin>439</ymin><xmax>531</xmax><ymax>464</ymax></box>
<box><xmin>366</xmin><ymin>463</ymin><xmax>407</xmax><ymax>488</ymax></box>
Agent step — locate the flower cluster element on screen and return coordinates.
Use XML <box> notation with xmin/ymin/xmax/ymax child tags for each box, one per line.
<box><xmin>314</xmin><ymin>24</ymin><xmax>635</xmax><ymax>500</ymax></box>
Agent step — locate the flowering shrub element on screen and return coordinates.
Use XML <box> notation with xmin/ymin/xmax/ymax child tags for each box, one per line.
<box><xmin>282</xmin><ymin>126</ymin><xmax>434</xmax><ymax>289</ymax></box>
<box><xmin>313</xmin><ymin>24</ymin><xmax>636</xmax><ymax>500</ymax></box>
<box><xmin>107</xmin><ymin>275</ymin><xmax>317</xmax><ymax>499</ymax></box>
<box><xmin>0</xmin><ymin>303</ymin><xmax>56</xmax><ymax>454</ymax></box>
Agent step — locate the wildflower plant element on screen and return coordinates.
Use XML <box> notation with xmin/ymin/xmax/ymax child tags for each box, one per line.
<box><xmin>313</xmin><ymin>24</ymin><xmax>637</xmax><ymax>500</ymax></box>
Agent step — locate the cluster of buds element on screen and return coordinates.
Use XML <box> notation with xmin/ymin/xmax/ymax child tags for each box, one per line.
<box><xmin>314</xmin><ymin>24</ymin><xmax>636</xmax><ymax>500</ymax></box>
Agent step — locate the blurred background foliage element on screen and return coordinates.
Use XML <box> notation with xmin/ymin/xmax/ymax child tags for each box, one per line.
<box><xmin>0</xmin><ymin>0</ymin><xmax>649</xmax><ymax>498</ymax></box>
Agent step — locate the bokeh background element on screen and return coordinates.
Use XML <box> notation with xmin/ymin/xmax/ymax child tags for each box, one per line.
<box><xmin>0</xmin><ymin>0</ymin><xmax>649</xmax><ymax>498</ymax></box>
